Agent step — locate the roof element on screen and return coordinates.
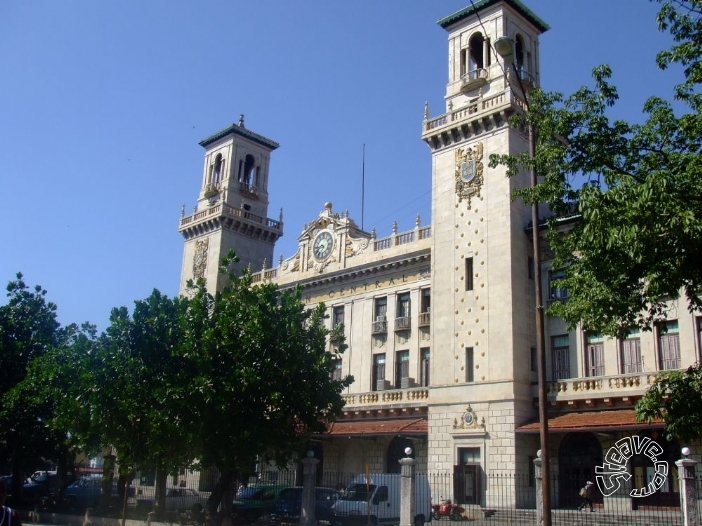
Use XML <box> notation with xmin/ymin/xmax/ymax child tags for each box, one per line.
<box><xmin>326</xmin><ymin>418</ymin><xmax>428</xmax><ymax>436</ymax></box>
<box><xmin>199</xmin><ymin>122</ymin><xmax>279</xmax><ymax>150</ymax></box>
<box><xmin>438</xmin><ymin>0</ymin><xmax>549</xmax><ymax>33</ymax></box>
<box><xmin>516</xmin><ymin>409</ymin><xmax>663</xmax><ymax>434</ymax></box>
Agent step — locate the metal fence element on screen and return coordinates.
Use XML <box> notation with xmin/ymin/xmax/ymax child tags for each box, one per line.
<box><xmin>124</xmin><ymin>467</ymin><xmax>701</xmax><ymax>525</ymax></box>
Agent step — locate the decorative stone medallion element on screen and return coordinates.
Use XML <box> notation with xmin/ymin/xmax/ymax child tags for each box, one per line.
<box><xmin>453</xmin><ymin>405</ymin><xmax>483</xmax><ymax>430</ymax></box>
<box><xmin>193</xmin><ymin>238</ymin><xmax>209</xmax><ymax>279</ymax></box>
<box><xmin>455</xmin><ymin>142</ymin><xmax>484</xmax><ymax>208</ymax></box>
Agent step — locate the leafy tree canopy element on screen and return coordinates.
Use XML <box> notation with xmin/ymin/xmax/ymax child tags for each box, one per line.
<box><xmin>490</xmin><ymin>0</ymin><xmax>702</xmax><ymax>337</ymax></box>
<box><xmin>635</xmin><ymin>363</ymin><xmax>702</xmax><ymax>442</ymax></box>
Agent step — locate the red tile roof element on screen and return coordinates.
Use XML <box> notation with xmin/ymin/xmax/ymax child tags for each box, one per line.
<box><xmin>516</xmin><ymin>409</ymin><xmax>663</xmax><ymax>434</ymax></box>
<box><xmin>326</xmin><ymin>418</ymin><xmax>428</xmax><ymax>436</ymax></box>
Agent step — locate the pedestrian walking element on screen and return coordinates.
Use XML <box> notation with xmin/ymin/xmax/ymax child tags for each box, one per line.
<box><xmin>0</xmin><ymin>479</ymin><xmax>22</xmax><ymax>526</ymax></box>
<box><xmin>577</xmin><ymin>481</ymin><xmax>594</xmax><ymax>512</ymax></box>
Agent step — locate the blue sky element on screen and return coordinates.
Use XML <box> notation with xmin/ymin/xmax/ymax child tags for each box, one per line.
<box><xmin>0</xmin><ymin>1</ymin><xmax>680</xmax><ymax>331</ymax></box>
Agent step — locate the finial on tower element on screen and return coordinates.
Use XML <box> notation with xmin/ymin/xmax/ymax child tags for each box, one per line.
<box><xmin>423</xmin><ymin>101</ymin><xmax>429</xmax><ymax>120</ymax></box>
<box><xmin>238</xmin><ymin>114</ymin><xmax>245</xmax><ymax>128</ymax></box>
<box><xmin>181</xmin><ymin>204</ymin><xmax>185</xmax><ymax>217</ymax></box>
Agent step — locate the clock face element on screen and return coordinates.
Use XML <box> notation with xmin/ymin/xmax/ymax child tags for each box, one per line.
<box><xmin>313</xmin><ymin>231</ymin><xmax>334</xmax><ymax>261</ymax></box>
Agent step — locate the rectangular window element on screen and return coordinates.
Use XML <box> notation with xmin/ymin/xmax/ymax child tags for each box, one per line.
<box><xmin>465</xmin><ymin>257</ymin><xmax>474</xmax><ymax>291</ymax></box>
<box><xmin>420</xmin><ymin>348</ymin><xmax>431</xmax><ymax>387</ymax></box>
<box><xmin>419</xmin><ymin>289</ymin><xmax>431</xmax><ymax>327</ymax></box>
<box><xmin>548</xmin><ymin>269</ymin><xmax>568</xmax><ymax>301</ymax></box>
<box><xmin>395</xmin><ymin>350</ymin><xmax>410</xmax><ymax>387</ymax></box>
<box><xmin>331</xmin><ymin>358</ymin><xmax>342</xmax><ymax>381</ymax></box>
<box><xmin>374</xmin><ymin>297</ymin><xmax>387</xmax><ymax>320</ymax></box>
<box><xmin>586</xmin><ymin>333</ymin><xmax>605</xmax><ymax>377</ymax></box>
<box><xmin>622</xmin><ymin>328</ymin><xmax>642</xmax><ymax>373</ymax></box>
<box><xmin>528</xmin><ymin>257</ymin><xmax>534</xmax><ymax>280</ymax></box>
<box><xmin>395</xmin><ymin>293</ymin><xmax>411</xmax><ymax>330</ymax></box>
<box><xmin>332</xmin><ymin>305</ymin><xmax>344</xmax><ymax>329</ymax></box>
<box><xmin>530</xmin><ymin>346</ymin><xmax>537</xmax><ymax>373</ymax></box>
<box><xmin>465</xmin><ymin>347</ymin><xmax>474</xmax><ymax>382</ymax></box>
<box><xmin>372</xmin><ymin>354</ymin><xmax>386</xmax><ymax>391</ymax></box>
<box><xmin>658</xmin><ymin>320</ymin><xmax>680</xmax><ymax>370</ymax></box>
<box><xmin>372</xmin><ymin>297</ymin><xmax>388</xmax><ymax>334</ymax></box>
<box><xmin>697</xmin><ymin>317</ymin><xmax>702</xmax><ymax>362</ymax></box>
<box><xmin>551</xmin><ymin>335</ymin><xmax>570</xmax><ymax>380</ymax></box>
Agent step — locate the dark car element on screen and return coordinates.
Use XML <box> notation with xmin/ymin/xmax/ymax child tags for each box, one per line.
<box><xmin>232</xmin><ymin>484</ymin><xmax>290</xmax><ymax>521</ymax></box>
<box><xmin>23</xmin><ymin>471</ymin><xmax>58</xmax><ymax>504</ymax></box>
<box><xmin>64</xmin><ymin>475</ymin><xmax>137</xmax><ymax>510</ymax></box>
<box><xmin>270</xmin><ymin>487</ymin><xmax>339</xmax><ymax>523</ymax></box>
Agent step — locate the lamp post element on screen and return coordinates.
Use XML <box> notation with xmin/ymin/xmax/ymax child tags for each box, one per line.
<box><xmin>495</xmin><ymin>35</ymin><xmax>551</xmax><ymax>526</ymax></box>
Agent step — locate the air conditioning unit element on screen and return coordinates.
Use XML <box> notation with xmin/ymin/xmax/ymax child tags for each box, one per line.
<box><xmin>376</xmin><ymin>379</ymin><xmax>389</xmax><ymax>391</ymax></box>
<box><xmin>400</xmin><ymin>377</ymin><xmax>415</xmax><ymax>389</ymax></box>
<box><xmin>375</xmin><ymin>315</ymin><xmax>387</xmax><ymax>322</ymax></box>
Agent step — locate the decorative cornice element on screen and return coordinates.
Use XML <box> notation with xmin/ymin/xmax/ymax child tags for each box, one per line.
<box><xmin>437</xmin><ymin>0</ymin><xmax>549</xmax><ymax>33</ymax></box>
<box><xmin>199</xmin><ymin>123</ymin><xmax>279</xmax><ymax>150</ymax></box>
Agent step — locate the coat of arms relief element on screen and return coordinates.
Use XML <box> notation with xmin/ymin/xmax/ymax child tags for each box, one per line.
<box><xmin>455</xmin><ymin>142</ymin><xmax>484</xmax><ymax>208</ymax></box>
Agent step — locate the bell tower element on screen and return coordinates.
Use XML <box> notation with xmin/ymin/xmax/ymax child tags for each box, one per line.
<box><xmin>178</xmin><ymin>116</ymin><xmax>283</xmax><ymax>294</ymax></box>
<box><xmin>422</xmin><ymin>0</ymin><xmax>548</xmax><ymax>478</ymax></box>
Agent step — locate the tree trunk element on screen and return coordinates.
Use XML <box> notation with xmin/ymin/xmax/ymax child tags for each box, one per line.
<box><xmin>206</xmin><ymin>469</ymin><xmax>235</xmax><ymax>523</ymax></box>
<box><xmin>154</xmin><ymin>463</ymin><xmax>169</xmax><ymax>517</ymax></box>
<box><xmin>101</xmin><ymin>454</ymin><xmax>116</xmax><ymax>509</ymax></box>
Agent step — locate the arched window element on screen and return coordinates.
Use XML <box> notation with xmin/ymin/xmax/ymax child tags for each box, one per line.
<box><xmin>469</xmin><ymin>33</ymin><xmax>484</xmax><ymax>73</ymax></box>
<box><xmin>212</xmin><ymin>154</ymin><xmax>223</xmax><ymax>184</ymax></box>
<box><xmin>243</xmin><ymin>154</ymin><xmax>256</xmax><ymax>187</ymax></box>
<box><xmin>515</xmin><ymin>35</ymin><xmax>525</xmax><ymax>74</ymax></box>
<box><xmin>386</xmin><ymin>437</ymin><xmax>415</xmax><ymax>473</ymax></box>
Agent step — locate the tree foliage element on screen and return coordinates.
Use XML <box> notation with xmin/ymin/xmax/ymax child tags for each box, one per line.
<box><xmin>187</xmin><ymin>256</ymin><xmax>353</xmax><ymax>512</ymax></box>
<box><xmin>635</xmin><ymin>363</ymin><xmax>702</xmax><ymax>442</ymax></box>
<box><xmin>490</xmin><ymin>0</ymin><xmax>702</xmax><ymax>337</ymax></box>
<box><xmin>0</xmin><ymin>273</ymin><xmax>69</xmax><ymax>496</ymax></box>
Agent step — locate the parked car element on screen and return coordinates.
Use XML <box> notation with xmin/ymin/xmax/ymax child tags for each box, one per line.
<box><xmin>270</xmin><ymin>486</ymin><xmax>339</xmax><ymax>523</ymax></box>
<box><xmin>23</xmin><ymin>470</ymin><xmax>57</xmax><ymax>504</ymax></box>
<box><xmin>64</xmin><ymin>475</ymin><xmax>137</xmax><ymax>510</ymax></box>
<box><xmin>232</xmin><ymin>484</ymin><xmax>290</xmax><ymax>520</ymax></box>
<box><xmin>164</xmin><ymin>487</ymin><xmax>209</xmax><ymax>513</ymax></box>
<box><xmin>136</xmin><ymin>487</ymin><xmax>209</xmax><ymax>513</ymax></box>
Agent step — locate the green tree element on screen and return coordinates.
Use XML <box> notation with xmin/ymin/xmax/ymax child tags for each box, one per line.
<box><xmin>90</xmin><ymin>290</ymin><xmax>197</xmax><ymax>513</ymax></box>
<box><xmin>187</xmin><ymin>257</ymin><xmax>353</xmax><ymax>516</ymax></box>
<box><xmin>0</xmin><ymin>274</ymin><xmax>66</xmax><ymax>498</ymax></box>
<box><xmin>635</xmin><ymin>363</ymin><xmax>702</xmax><ymax>442</ymax></box>
<box><xmin>490</xmin><ymin>0</ymin><xmax>702</xmax><ymax>337</ymax></box>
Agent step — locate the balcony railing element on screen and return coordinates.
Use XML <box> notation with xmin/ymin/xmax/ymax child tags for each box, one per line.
<box><xmin>341</xmin><ymin>387</ymin><xmax>429</xmax><ymax>408</ymax></box>
<box><xmin>395</xmin><ymin>316</ymin><xmax>411</xmax><ymax>331</ymax></box>
<box><xmin>418</xmin><ymin>312</ymin><xmax>430</xmax><ymax>327</ymax></box>
<box><xmin>371</xmin><ymin>318</ymin><xmax>387</xmax><ymax>335</ymax></box>
<box><xmin>546</xmin><ymin>372</ymin><xmax>661</xmax><ymax>400</ymax></box>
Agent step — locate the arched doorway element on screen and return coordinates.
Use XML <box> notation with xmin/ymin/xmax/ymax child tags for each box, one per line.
<box><xmin>558</xmin><ymin>433</ymin><xmax>603</xmax><ymax>508</ymax></box>
<box><xmin>387</xmin><ymin>437</ymin><xmax>415</xmax><ymax>473</ymax></box>
<box><xmin>630</xmin><ymin>430</ymin><xmax>679</xmax><ymax>509</ymax></box>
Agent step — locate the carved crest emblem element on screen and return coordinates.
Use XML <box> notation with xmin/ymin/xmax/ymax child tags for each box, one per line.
<box><xmin>453</xmin><ymin>405</ymin><xmax>484</xmax><ymax>430</ymax></box>
<box><xmin>455</xmin><ymin>142</ymin><xmax>484</xmax><ymax>208</ymax></box>
<box><xmin>193</xmin><ymin>238</ymin><xmax>209</xmax><ymax>279</ymax></box>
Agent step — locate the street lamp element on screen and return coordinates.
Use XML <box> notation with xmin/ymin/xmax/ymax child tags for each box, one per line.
<box><xmin>494</xmin><ymin>35</ymin><xmax>551</xmax><ymax>526</ymax></box>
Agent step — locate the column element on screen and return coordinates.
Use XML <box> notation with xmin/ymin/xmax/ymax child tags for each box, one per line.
<box><xmin>676</xmin><ymin>448</ymin><xmax>699</xmax><ymax>526</ymax></box>
<box><xmin>400</xmin><ymin>451</ymin><xmax>417</xmax><ymax>526</ymax></box>
<box><xmin>534</xmin><ymin>452</ymin><xmax>543</xmax><ymax>526</ymax></box>
<box><xmin>301</xmin><ymin>451</ymin><xmax>320</xmax><ymax>526</ymax></box>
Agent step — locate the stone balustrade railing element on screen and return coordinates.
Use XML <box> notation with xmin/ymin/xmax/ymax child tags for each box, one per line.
<box><xmin>547</xmin><ymin>372</ymin><xmax>660</xmax><ymax>395</ymax></box>
<box><xmin>341</xmin><ymin>387</ymin><xmax>429</xmax><ymax>408</ymax></box>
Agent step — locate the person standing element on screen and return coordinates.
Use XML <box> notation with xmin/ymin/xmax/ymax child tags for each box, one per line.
<box><xmin>0</xmin><ymin>479</ymin><xmax>22</xmax><ymax>526</ymax></box>
<box><xmin>577</xmin><ymin>481</ymin><xmax>594</xmax><ymax>512</ymax></box>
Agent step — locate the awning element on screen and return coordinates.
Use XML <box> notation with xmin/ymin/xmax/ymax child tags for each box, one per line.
<box><xmin>516</xmin><ymin>409</ymin><xmax>663</xmax><ymax>434</ymax></box>
<box><xmin>326</xmin><ymin>418</ymin><xmax>428</xmax><ymax>436</ymax></box>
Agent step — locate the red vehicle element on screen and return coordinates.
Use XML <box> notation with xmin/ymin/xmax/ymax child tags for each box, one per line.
<box><xmin>431</xmin><ymin>497</ymin><xmax>464</xmax><ymax>520</ymax></box>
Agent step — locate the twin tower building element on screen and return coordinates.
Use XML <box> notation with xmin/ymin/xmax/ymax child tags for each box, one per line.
<box><xmin>177</xmin><ymin>0</ymin><xmax>683</xmax><ymax>510</ymax></box>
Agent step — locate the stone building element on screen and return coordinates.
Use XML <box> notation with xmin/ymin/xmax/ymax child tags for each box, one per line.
<box><xmin>178</xmin><ymin>0</ymin><xmax>700</xmax><ymax>510</ymax></box>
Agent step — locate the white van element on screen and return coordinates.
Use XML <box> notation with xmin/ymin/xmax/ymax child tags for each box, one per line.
<box><xmin>332</xmin><ymin>473</ymin><xmax>431</xmax><ymax>526</ymax></box>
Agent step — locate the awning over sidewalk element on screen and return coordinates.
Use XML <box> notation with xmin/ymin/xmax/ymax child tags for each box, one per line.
<box><xmin>327</xmin><ymin>418</ymin><xmax>428</xmax><ymax>436</ymax></box>
<box><xmin>516</xmin><ymin>409</ymin><xmax>663</xmax><ymax>434</ymax></box>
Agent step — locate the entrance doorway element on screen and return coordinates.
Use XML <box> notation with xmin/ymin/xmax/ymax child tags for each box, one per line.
<box><xmin>558</xmin><ymin>433</ymin><xmax>603</xmax><ymax>508</ymax></box>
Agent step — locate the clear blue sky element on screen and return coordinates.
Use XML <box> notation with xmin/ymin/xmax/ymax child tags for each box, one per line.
<box><xmin>0</xmin><ymin>1</ymin><xmax>679</xmax><ymax>331</ymax></box>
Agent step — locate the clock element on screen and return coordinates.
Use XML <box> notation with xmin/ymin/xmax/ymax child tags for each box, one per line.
<box><xmin>312</xmin><ymin>231</ymin><xmax>334</xmax><ymax>261</ymax></box>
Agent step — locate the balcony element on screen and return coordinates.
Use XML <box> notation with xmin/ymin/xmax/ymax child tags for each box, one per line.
<box><xmin>418</xmin><ymin>311</ymin><xmax>430</xmax><ymax>328</ymax></box>
<box><xmin>371</xmin><ymin>317</ymin><xmax>387</xmax><ymax>335</ymax></box>
<box><xmin>460</xmin><ymin>68</ymin><xmax>489</xmax><ymax>93</ymax></box>
<box><xmin>543</xmin><ymin>372</ymin><xmax>662</xmax><ymax>409</ymax></box>
<box><xmin>341</xmin><ymin>386</ymin><xmax>429</xmax><ymax>411</ymax></box>
<box><xmin>395</xmin><ymin>316</ymin><xmax>411</xmax><ymax>331</ymax></box>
